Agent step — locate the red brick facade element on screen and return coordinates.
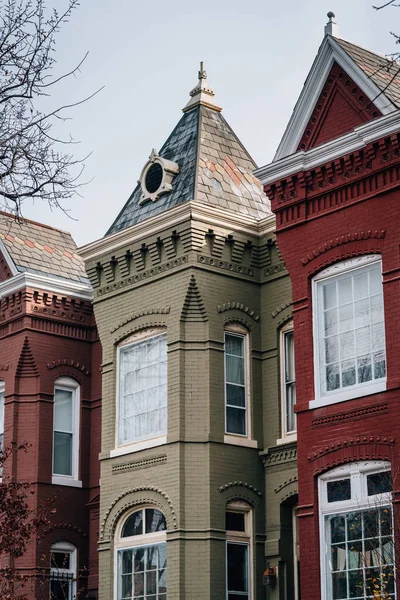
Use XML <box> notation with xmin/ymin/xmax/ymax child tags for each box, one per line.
<box><xmin>266</xmin><ymin>65</ymin><xmax>400</xmax><ymax>599</ymax></box>
<box><xmin>0</xmin><ymin>261</ymin><xmax>101</xmax><ymax>599</ymax></box>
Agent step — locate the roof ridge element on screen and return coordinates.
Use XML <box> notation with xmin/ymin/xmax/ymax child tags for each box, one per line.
<box><xmin>0</xmin><ymin>210</ymin><xmax>73</xmax><ymax>237</ymax></box>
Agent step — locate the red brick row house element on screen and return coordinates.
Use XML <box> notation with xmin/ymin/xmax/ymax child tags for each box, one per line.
<box><xmin>256</xmin><ymin>14</ymin><xmax>400</xmax><ymax>600</ymax></box>
<box><xmin>0</xmin><ymin>212</ymin><xmax>101</xmax><ymax>599</ymax></box>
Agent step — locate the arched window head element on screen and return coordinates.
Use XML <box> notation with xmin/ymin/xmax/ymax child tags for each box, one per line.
<box><xmin>52</xmin><ymin>377</ymin><xmax>81</xmax><ymax>487</ymax></box>
<box><xmin>50</xmin><ymin>541</ymin><xmax>77</xmax><ymax>600</ymax></box>
<box><xmin>116</xmin><ymin>507</ymin><xmax>167</xmax><ymax>599</ymax></box>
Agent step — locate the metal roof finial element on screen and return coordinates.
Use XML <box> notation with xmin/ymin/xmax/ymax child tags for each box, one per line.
<box><xmin>325</xmin><ymin>11</ymin><xmax>339</xmax><ymax>37</ymax></box>
<box><xmin>183</xmin><ymin>61</ymin><xmax>221</xmax><ymax>113</ymax></box>
<box><xmin>198</xmin><ymin>61</ymin><xmax>207</xmax><ymax>81</ymax></box>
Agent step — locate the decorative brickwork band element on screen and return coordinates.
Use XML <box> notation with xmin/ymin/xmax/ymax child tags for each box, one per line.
<box><xmin>46</xmin><ymin>359</ymin><xmax>90</xmax><ymax>375</ymax></box>
<box><xmin>111</xmin><ymin>307</ymin><xmax>171</xmax><ymax>333</ymax></box>
<box><xmin>217</xmin><ymin>302</ymin><xmax>259</xmax><ymax>322</ymax></box>
<box><xmin>312</xmin><ymin>402</ymin><xmax>388</xmax><ymax>428</ymax></box>
<box><xmin>301</xmin><ymin>230</ymin><xmax>386</xmax><ymax>265</ymax></box>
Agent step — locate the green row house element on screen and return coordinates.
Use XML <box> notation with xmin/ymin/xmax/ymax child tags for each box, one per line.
<box><xmin>80</xmin><ymin>66</ymin><xmax>298</xmax><ymax>600</ymax></box>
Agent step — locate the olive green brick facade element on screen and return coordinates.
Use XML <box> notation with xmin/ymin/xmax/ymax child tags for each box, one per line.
<box><xmin>80</xmin><ymin>72</ymin><xmax>298</xmax><ymax>600</ymax></box>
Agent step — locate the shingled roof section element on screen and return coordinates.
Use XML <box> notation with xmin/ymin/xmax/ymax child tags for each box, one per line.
<box><xmin>0</xmin><ymin>211</ymin><xmax>88</xmax><ymax>284</ymax></box>
<box><xmin>107</xmin><ymin>69</ymin><xmax>270</xmax><ymax>235</ymax></box>
<box><xmin>335</xmin><ymin>37</ymin><xmax>400</xmax><ymax>109</ymax></box>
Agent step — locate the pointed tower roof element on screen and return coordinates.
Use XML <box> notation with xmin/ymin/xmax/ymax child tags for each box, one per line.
<box><xmin>107</xmin><ymin>66</ymin><xmax>270</xmax><ymax>235</ymax></box>
<box><xmin>273</xmin><ymin>13</ymin><xmax>400</xmax><ymax>161</ymax></box>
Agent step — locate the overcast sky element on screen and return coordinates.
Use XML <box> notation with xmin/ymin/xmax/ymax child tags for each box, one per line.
<box><xmin>18</xmin><ymin>0</ymin><xmax>399</xmax><ymax>246</ymax></box>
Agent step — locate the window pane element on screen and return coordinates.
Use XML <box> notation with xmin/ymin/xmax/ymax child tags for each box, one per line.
<box><xmin>330</xmin><ymin>515</ymin><xmax>346</xmax><ymax>543</ymax></box>
<box><xmin>286</xmin><ymin>383</ymin><xmax>296</xmax><ymax>433</ymax></box>
<box><xmin>226</xmin><ymin>384</ymin><xmax>245</xmax><ymax>407</ymax></box>
<box><xmin>50</xmin><ymin>579</ymin><xmax>71</xmax><ymax>600</ymax></box>
<box><xmin>145</xmin><ymin>509</ymin><xmax>166</xmax><ymax>533</ymax></box>
<box><xmin>332</xmin><ymin>571</ymin><xmax>347</xmax><ymax>600</ymax></box>
<box><xmin>357</xmin><ymin>355</ymin><xmax>372</xmax><ymax>383</ymax></box>
<box><xmin>53</xmin><ymin>432</ymin><xmax>72</xmax><ymax>476</ymax></box>
<box><xmin>226</xmin><ymin>355</ymin><xmax>244</xmax><ymax>385</ymax></box>
<box><xmin>323</xmin><ymin>281</ymin><xmax>337</xmax><ymax>309</ymax></box>
<box><xmin>54</xmin><ymin>389</ymin><xmax>73</xmax><ymax>432</ymax></box>
<box><xmin>50</xmin><ymin>552</ymin><xmax>70</xmax><ymax>570</ymax></box>
<box><xmin>327</xmin><ymin>479</ymin><xmax>351</xmax><ymax>503</ymax></box>
<box><xmin>326</xmin><ymin>363</ymin><xmax>340</xmax><ymax>391</ymax></box>
<box><xmin>226</xmin><ymin>407</ymin><xmax>246</xmax><ymax>435</ymax></box>
<box><xmin>122</xmin><ymin>511</ymin><xmax>143</xmax><ymax>537</ymax></box>
<box><xmin>0</xmin><ymin>391</ymin><xmax>4</xmax><ymax>435</ymax></box>
<box><xmin>225</xmin><ymin>334</ymin><xmax>244</xmax><ymax>357</ymax></box>
<box><xmin>226</xmin><ymin>512</ymin><xmax>245</xmax><ymax>532</ymax></box>
<box><xmin>227</xmin><ymin>543</ymin><xmax>248</xmax><ymax>593</ymax></box>
<box><xmin>367</xmin><ymin>472</ymin><xmax>392</xmax><ymax>496</ymax></box>
<box><xmin>119</xmin><ymin>333</ymin><xmax>167</xmax><ymax>445</ymax></box>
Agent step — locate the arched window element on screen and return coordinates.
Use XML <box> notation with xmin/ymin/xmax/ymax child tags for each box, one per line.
<box><xmin>52</xmin><ymin>377</ymin><xmax>80</xmax><ymax>486</ymax></box>
<box><xmin>116</xmin><ymin>508</ymin><xmax>167</xmax><ymax>599</ymax></box>
<box><xmin>319</xmin><ymin>461</ymin><xmax>393</xmax><ymax>600</ymax></box>
<box><xmin>117</xmin><ymin>329</ymin><xmax>167</xmax><ymax>448</ymax></box>
<box><xmin>50</xmin><ymin>541</ymin><xmax>77</xmax><ymax>600</ymax></box>
<box><xmin>226</xmin><ymin>501</ymin><xmax>253</xmax><ymax>599</ymax></box>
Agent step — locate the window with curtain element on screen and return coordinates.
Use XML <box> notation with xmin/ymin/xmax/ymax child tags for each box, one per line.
<box><xmin>314</xmin><ymin>257</ymin><xmax>386</xmax><ymax>404</ymax></box>
<box><xmin>52</xmin><ymin>378</ymin><xmax>79</xmax><ymax>481</ymax></box>
<box><xmin>224</xmin><ymin>331</ymin><xmax>247</xmax><ymax>436</ymax></box>
<box><xmin>0</xmin><ymin>382</ymin><xmax>4</xmax><ymax>477</ymax></box>
<box><xmin>226</xmin><ymin>501</ymin><xmax>252</xmax><ymax>599</ymax></box>
<box><xmin>118</xmin><ymin>332</ymin><xmax>167</xmax><ymax>446</ymax></box>
<box><xmin>116</xmin><ymin>508</ymin><xmax>167</xmax><ymax>600</ymax></box>
<box><xmin>50</xmin><ymin>541</ymin><xmax>77</xmax><ymax>600</ymax></box>
<box><xmin>282</xmin><ymin>325</ymin><xmax>296</xmax><ymax>437</ymax></box>
<box><xmin>319</xmin><ymin>462</ymin><xmax>393</xmax><ymax>600</ymax></box>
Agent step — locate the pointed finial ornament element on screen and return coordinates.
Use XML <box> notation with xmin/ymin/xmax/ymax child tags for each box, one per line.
<box><xmin>325</xmin><ymin>11</ymin><xmax>339</xmax><ymax>37</ymax></box>
<box><xmin>183</xmin><ymin>61</ymin><xmax>222</xmax><ymax>113</ymax></box>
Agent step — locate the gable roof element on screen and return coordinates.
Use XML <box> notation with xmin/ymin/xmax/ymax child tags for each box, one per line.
<box><xmin>107</xmin><ymin>71</ymin><xmax>270</xmax><ymax>235</ymax></box>
<box><xmin>274</xmin><ymin>33</ymin><xmax>399</xmax><ymax>161</ymax></box>
<box><xmin>0</xmin><ymin>211</ymin><xmax>88</xmax><ymax>284</ymax></box>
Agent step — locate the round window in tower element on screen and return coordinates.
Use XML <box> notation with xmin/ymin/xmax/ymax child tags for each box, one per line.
<box><xmin>145</xmin><ymin>162</ymin><xmax>163</xmax><ymax>194</ymax></box>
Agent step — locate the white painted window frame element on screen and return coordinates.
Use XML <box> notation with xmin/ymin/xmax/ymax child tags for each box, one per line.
<box><xmin>114</xmin><ymin>328</ymin><xmax>168</xmax><ymax>456</ymax></box>
<box><xmin>50</xmin><ymin>540</ymin><xmax>77</xmax><ymax>600</ymax></box>
<box><xmin>311</xmin><ymin>255</ymin><xmax>386</xmax><ymax>409</ymax></box>
<box><xmin>224</xmin><ymin>324</ymin><xmax>256</xmax><ymax>446</ymax></box>
<box><xmin>318</xmin><ymin>461</ymin><xmax>392</xmax><ymax>600</ymax></box>
<box><xmin>277</xmin><ymin>321</ymin><xmax>296</xmax><ymax>444</ymax></box>
<box><xmin>114</xmin><ymin>506</ymin><xmax>167</xmax><ymax>600</ymax></box>
<box><xmin>225</xmin><ymin>501</ymin><xmax>253</xmax><ymax>600</ymax></box>
<box><xmin>52</xmin><ymin>377</ymin><xmax>81</xmax><ymax>487</ymax></box>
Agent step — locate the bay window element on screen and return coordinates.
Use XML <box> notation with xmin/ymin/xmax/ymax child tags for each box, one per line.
<box><xmin>118</xmin><ymin>331</ymin><xmax>167</xmax><ymax>447</ymax></box>
<box><xmin>319</xmin><ymin>461</ymin><xmax>394</xmax><ymax>600</ymax></box>
<box><xmin>312</xmin><ymin>256</ymin><xmax>386</xmax><ymax>407</ymax></box>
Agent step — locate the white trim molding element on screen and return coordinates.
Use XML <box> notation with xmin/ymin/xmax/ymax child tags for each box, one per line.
<box><xmin>0</xmin><ymin>271</ymin><xmax>92</xmax><ymax>301</ymax></box>
<box><xmin>273</xmin><ymin>34</ymin><xmax>396</xmax><ymax>162</ymax></box>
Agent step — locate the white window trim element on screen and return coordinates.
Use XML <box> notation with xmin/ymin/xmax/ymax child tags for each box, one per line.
<box><xmin>52</xmin><ymin>377</ymin><xmax>81</xmax><ymax>486</ymax></box>
<box><xmin>115</xmin><ymin>328</ymin><xmax>168</xmax><ymax>453</ymax></box>
<box><xmin>311</xmin><ymin>255</ymin><xmax>386</xmax><ymax>409</ymax></box>
<box><xmin>318</xmin><ymin>461</ymin><xmax>392</xmax><ymax>600</ymax></box>
<box><xmin>114</xmin><ymin>506</ymin><xmax>167</xmax><ymax>600</ymax></box>
<box><xmin>50</xmin><ymin>540</ymin><xmax>77</xmax><ymax>600</ymax></box>
<box><xmin>224</xmin><ymin>324</ymin><xmax>254</xmax><ymax>443</ymax></box>
<box><xmin>226</xmin><ymin>501</ymin><xmax>253</xmax><ymax>600</ymax></box>
<box><xmin>277</xmin><ymin>321</ymin><xmax>296</xmax><ymax>443</ymax></box>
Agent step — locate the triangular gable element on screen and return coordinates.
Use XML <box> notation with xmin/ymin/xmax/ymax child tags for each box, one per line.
<box><xmin>297</xmin><ymin>62</ymin><xmax>381</xmax><ymax>151</ymax></box>
<box><xmin>275</xmin><ymin>35</ymin><xmax>397</xmax><ymax>161</ymax></box>
<box><xmin>0</xmin><ymin>239</ymin><xmax>17</xmax><ymax>282</ymax></box>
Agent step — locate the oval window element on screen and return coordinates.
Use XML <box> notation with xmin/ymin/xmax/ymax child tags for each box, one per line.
<box><xmin>145</xmin><ymin>163</ymin><xmax>163</xmax><ymax>194</ymax></box>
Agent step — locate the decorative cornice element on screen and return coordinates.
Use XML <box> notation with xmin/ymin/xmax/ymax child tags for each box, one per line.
<box><xmin>219</xmin><ymin>481</ymin><xmax>262</xmax><ymax>497</ymax></box>
<box><xmin>112</xmin><ymin>455</ymin><xmax>167</xmax><ymax>474</ymax></box>
<box><xmin>111</xmin><ymin>307</ymin><xmax>171</xmax><ymax>333</ymax></box>
<box><xmin>46</xmin><ymin>359</ymin><xmax>90</xmax><ymax>375</ymax></box>
<box><xmin>79</xmin><ymin>201</ymin><xmax>275</xmax><ymax>264</ymax></box>
<box><xmin>217</xmin><ymin>302</ymin><xmax>259</xmax><ymax>322</ymax></box>
<box><xmin>262</xmin><ymin>441</ymin><xmax>297</xmax><ymax>466</ymax></box>
<box><xmin>312</xmin><ymin>402</ymin><xmax>388</xmax><ymax>428</ymax></box>
<box><xmin>0</xmin><ymin>272</ymin><xmax>92</xmax><ymax>302</ymax></box>
<box><xmin>198</xmin><ymin>254</ymin><xmax>255</xmax><ymax>278</ymax></box>
<box><xmin>256</xmin><ymin>110</ymin><xmax>400</xmax><ymax>186</ymax></box>
<box><xmin>301</xmin><ymin>230</ymin><xmax>386</xmax><ymax>265</ymax></box>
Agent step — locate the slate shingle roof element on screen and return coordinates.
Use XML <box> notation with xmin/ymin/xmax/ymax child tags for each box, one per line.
<box><xmin>0</xmin><ymin>211</ymin><xmax>88</xmax><ymax>284</ymax></box>
<box><xmin>335</xmin><ymin>37</ymin><xmax>400</xmax><ymax>108</ymax></box>
<box><xmin>107</xmin><ymin>104</ymin><xmax>270</xmax><ymax>235</ymax></box>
